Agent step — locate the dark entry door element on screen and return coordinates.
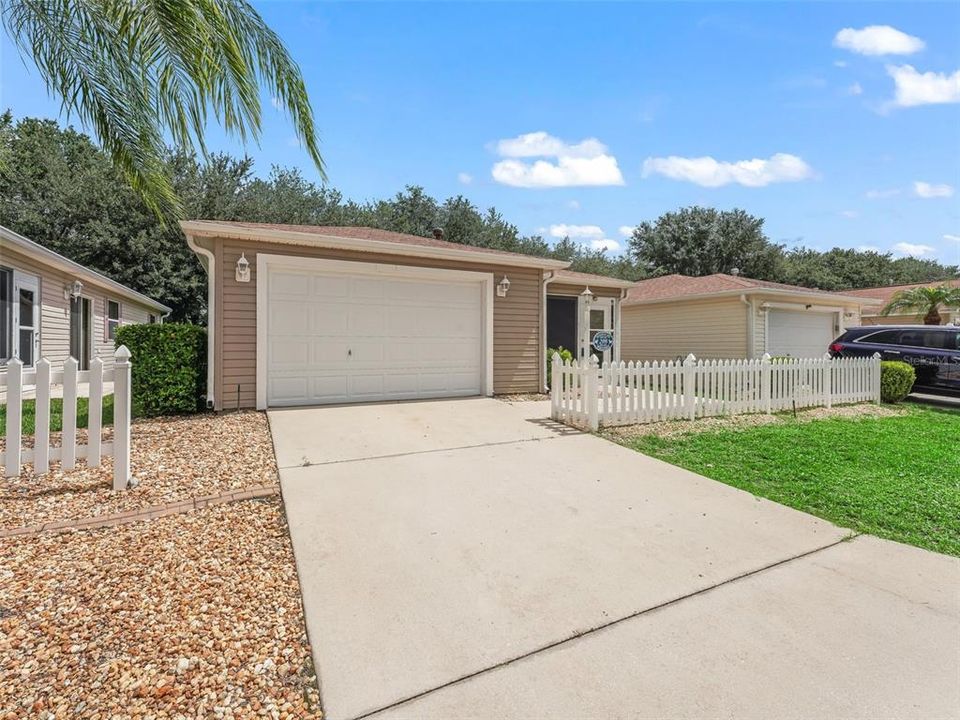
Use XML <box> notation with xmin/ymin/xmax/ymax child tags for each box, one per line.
<box><xmin>70</xmin><ymin>296</ymin><xmax>92</xmax><ymax>370</ymax></box>
<box><xmin>547</xmin><ymin>296</ymin><xmax>577</xmax><ymax>355</ymax></box>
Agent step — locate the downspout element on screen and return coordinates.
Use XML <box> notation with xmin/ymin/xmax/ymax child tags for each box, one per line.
<box><xmin>541</xmin><ymin>270</ymin><xmax>556</xmax><ymax>392</ymax></box>
<box><xmin>185</xmin><ymin>234</ymin><xmax>216</xmax><ymax>409</ymax></box>
<box><xmin>616</xmin><ymin>288</ymin><xmax>627</xmax><ymax>362</ymax></box>
<box><xmin>740</xmin><ymin>294</ymin><xmax>755</xmax><ymax>357</ymax></box>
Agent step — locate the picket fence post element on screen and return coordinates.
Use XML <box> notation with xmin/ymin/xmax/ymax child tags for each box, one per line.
<box><xmin>587</xmin><ymin>355</ymin><xmax>599</xmax><ymax>431</ymax></box>
<box><xmin>760</xmin><ymin>353</ymin><xmax>772</xmax><ymax>414</ymax></box>
<box><xmin>34</xmin><ymin>359</ymin><xmax>51</xmax><ymax>472</ymax></box>
<box><xmin>682</xmin><ymin>353</ymin><xmax>696</xmax><ymax>420</ymax></box>
<box><xmin>822</xmin><ymin>352</ymin><xmax>833</xmax><ymax>410</ymax></box>
<box><xmin>88</xmin><ymin>357</ymin><xmax>104</xmax><ymax>467</ymax></box>
<box><xmin>113</xmin><ymin>345</ymin><xmax>133</xmax><ymax>490</ymax></box>
<box><xmin>550</xmin><ymin>353</ymin><xmax>560</xmax><ymax>420</ymax></box>
<box><xmin>62</xmin><ymin>357</ymin><xmax>78</xmax><ymax>470</ymax></box>
<box><xmin>873</xmin><ymin>352</ymin><xmax>882</xmax><ymax>403</ymax></box>
<box><xmin>4</xmin><ymin>358</ymin><xmax>22</xmax><ymax>478</ymax></box>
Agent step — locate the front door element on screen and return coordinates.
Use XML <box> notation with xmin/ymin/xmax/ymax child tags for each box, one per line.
<box><xmin>578</xmin><ymin>295</ymin><xmax>617</xmax><ymax>364</ymax></box>
<box><xmin>70</xmin><ymin>296</ymin><xmax>93</xmax><ymax>370</ymax></box>
<box><xmin>12</xmin><ymin>271</ymin><xmax>39</xmax><ymax>367</ymax></box>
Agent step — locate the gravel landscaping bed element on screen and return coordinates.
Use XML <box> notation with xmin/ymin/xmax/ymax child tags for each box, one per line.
<box><xmin>0</xmin><ymin>411</ymin><xmax>278</xmax><ymax>531</ymax></box>
<box><xmin>1</xmin><ymin>498</ymin><xmax>321</xmax><ymax>718</ymax></box>
<box><xmin>602</xmin><ymin>403</ymin><xmax>906</xmax><ymax>441</ymax></box>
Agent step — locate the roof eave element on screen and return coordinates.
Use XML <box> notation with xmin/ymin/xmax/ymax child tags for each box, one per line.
<box><xmin>623</xmin><ymin>286</ymin><xmax>882</xmax><ymax>308</ymax></box>
<box><xmin>180</xmin><ymin>221</ymin><xmax>570</xmax><ymax>270</ymax></box>
<box><xmin>1</xmin><ymin>225</ymin><xmax>171</xmax><ymax>313</ymax></box>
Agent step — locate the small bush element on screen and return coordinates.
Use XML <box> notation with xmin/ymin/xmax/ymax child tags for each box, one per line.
<box><xmin>547</xmin><ymin>346</ymin><xmax>574</xmax><ymax>387</ymax></box>
<box><xmin>115</xmin><ymin>323</ymin><xmax>207</xmax><ymax>417</ymax></box>
<box><xmin>880</xmin><ymin>361</ymin><xmax>915</xmax><ymax>404</ymax></box>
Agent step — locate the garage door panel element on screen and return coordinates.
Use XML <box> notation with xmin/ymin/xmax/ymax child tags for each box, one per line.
<box><xmin>768</xmin><ymin>310</ymin><xmax>835</xmax><ymax>358</ymax></box>
<box><xmin>266</xmin><ymin>265</ymin><xmax>485</xmax><ymax>406</ymax></box>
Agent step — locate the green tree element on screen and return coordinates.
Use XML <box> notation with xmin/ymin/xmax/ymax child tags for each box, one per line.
<box><xmin>881</xmin><ymin>284</ymin><xmax>960</xmax><ymax>325</ymax></box>
<box><xmin>1</xmin><ymin>0</ymin><xmax>323</xmax><ymax>217</ymax></box>
<box><xmin>627</xmin><ymin>206</ymin><xmax>784</xmax><ymax>279</ymax></box>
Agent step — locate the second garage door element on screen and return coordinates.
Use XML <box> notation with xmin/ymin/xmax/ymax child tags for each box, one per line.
<box><xmin>767</xmin><ymin>309</ymin><xmax>836</xmax><ymax>358</ymax></box>
<box><xmin>263</xmin><ymin>262</ymin><xmax>487</xmax><ymax>407</ymax></box>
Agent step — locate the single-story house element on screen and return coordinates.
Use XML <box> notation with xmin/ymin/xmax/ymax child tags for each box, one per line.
<box><xmin>845</xmin><ymin>278</ymin><xmax>960</xmax><ymax>326</ymax></box>
<box><xmin>181</xmin><ymin>221</ymin><xmax>633</xmax><ymax>410</ymax></box>
<box><xmin>1</xmin><ymin>224</ymin><xmax>170</xmax><ymax>372</ymax></box>
<box><xmin>620</xmin><ymin>273</ymin><xmax>879</xmax><ymax>362</ymax></box>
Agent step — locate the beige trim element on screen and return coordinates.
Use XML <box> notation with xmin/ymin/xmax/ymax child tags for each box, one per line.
<box><xmin>181</xmin><ymin>221</ymin><xmax>569</xmax><ymax>270</ymax></box>
<box><xmin>624</xmin><ymin>286</ymin><xmax>878</xmax><ymax>308</ymax></box>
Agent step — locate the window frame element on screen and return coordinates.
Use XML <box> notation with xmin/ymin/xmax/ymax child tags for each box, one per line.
<box><xmin>106</xmin><ymin>299</ymin><xmax>122</xmax><ymax>341</ymax></box>
<box><xmin>0</xmin><ymin>266</ymin><xmax>11</xmax><ymax>363</ymax></box>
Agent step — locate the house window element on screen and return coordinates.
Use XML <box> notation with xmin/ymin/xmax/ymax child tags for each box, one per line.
<box><xmin>107</xmin><ymin>300</ymin><xmax>121</xmax><ymax>340</ymax></box>
<box><xmin>149</xmin><ymin>314</ymin><xmax>157</xmax><ymax>324</ymax></box>
<box><xmin>0</xmin><ymin>267</ymin><xmax>11</xmax><ymax>362</ymax></box>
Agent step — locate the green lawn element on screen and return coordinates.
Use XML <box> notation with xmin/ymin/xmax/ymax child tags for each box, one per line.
<box><xmin>616</xmin><ymin>406</ymin><xmax>960</xmax><ymax>556</ymax></box>
<box><xmin>0</xmin><ymin>395</ymin><xmax>115</xmax><ymax>435</ymax></box>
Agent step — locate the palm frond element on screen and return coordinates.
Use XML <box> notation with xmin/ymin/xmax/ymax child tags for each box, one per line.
<box><xmin>1</xmin><ymin>0</ymin><xmax>324</xmax><ymax>221</ymax></box>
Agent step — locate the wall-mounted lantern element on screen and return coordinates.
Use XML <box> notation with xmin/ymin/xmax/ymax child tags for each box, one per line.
<box><xmin>64</xmin><ymin>279</ymin><xmax>83</xmax><ymax>300</ymax></box>
<box><xmin>236</xmin><ymin>253</ymin><xmax>251</xmax><ymax>282</ymax></box>
<box><xmin>497</xmin><ymin>275</ymin><xmax>511</xmax><ymax>298</ymax></box>
<box><xmin>580</xmin><ymin>285</ymin><xmax>594</xmax><ymax>303</ymax></box>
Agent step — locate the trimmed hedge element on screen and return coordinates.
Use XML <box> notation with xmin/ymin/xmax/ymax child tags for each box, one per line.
<box><xmin>880</xmin><ymin>360</ymin><xmax>915</xmax><ymax>404</ymax></box>
<box><xmin>115</xmin><ymin>323</ymin><xmax>207</xmax><ymax>417</ymax></box>
<box><xmin>547</xmin><ymin>346</ymin><xmax>574</xmax><ymax>388</ymax></box>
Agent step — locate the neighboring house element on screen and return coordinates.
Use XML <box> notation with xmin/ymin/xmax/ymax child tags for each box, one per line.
<box><xmin>1</xmin><ymin>224</ymin><xmax>170</xmax><ymax>372</ymax></box>
<box><xmin>845</xmin><ymin>279</ymin><xmax>960</xmax><ymax>326</ymax></box>
<box><xmin>620</xmin><ymin>273</ymin><xmax>878</xmax><ymax>362</ymax></box>
<box><xmin>181</xmin><ymin>221</ymin><xmax>631</xmax><ymax>410</ymax></box>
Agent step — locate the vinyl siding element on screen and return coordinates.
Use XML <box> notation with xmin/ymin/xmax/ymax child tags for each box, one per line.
<box><xmin>211</xmin><ymin>237</ymin><xmax>543</xmax><ymax>410</ymax></box>
<box><xmin>0</xmin><ymin>246</ymin><xmax>157</xmax><ymax>371</ymax></box>
<box><xmin>621</xmin><ymin>297</ymin><xmax>748</xmax><ymax>362</ymax></box>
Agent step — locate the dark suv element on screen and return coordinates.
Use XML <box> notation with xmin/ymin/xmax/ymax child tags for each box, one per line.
<box><xmin>829</xmin><ymin>325</ymin><xmax>960</xmax><ymax>395</ymax></box>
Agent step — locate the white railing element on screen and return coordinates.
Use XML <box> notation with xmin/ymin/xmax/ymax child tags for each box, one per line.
<box><xmin>551</xmin><ymin>352</ymin><xmax>881</xmax><ymax>430</ymax></box>
<box><xmin>1</xmin><ymin>346</ymin><xmax>132</xmax><ymax>489</ymax></box>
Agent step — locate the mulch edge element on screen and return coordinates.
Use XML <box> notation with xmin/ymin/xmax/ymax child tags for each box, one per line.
<box><xmin>0</xmin><ymin>484</ymin><xmax>279</xmax><ymax>539</ymax></box>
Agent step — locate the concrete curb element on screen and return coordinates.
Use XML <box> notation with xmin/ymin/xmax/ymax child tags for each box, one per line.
<box><xmin>0</xmin><ymin>484</ymin><xmax>279</xmax><ymax>539</ymax></box>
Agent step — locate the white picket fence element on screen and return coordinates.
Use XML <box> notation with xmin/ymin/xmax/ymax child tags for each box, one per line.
<box><xmin>551</xmin><ymin>352</ymin><xmax>881</xmax><ymax>430</ymax></box>
<box><xmin>1</xmin><ymin>346</ymin><xmax>132</xmax><ymax>489</ymax></box>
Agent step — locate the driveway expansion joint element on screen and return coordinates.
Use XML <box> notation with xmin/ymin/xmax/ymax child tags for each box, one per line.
<box><xmin>352</xmin><ymin>532</ymin><xmax>862</xmax><ymax>720</ymax></box>
<box><xmin>276</xmin><ymin>434</ymin><xmax>570</xmax><ymax>470</ymax></box>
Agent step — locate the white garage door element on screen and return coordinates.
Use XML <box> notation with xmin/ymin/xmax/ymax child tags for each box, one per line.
<box><xmin>767</xmin><ymin>310</ymin><xmax>836</xmax><ymax>358</ymax></box>
<box><xmin>264</xmin><ymin>263</ymin><xmax>486</xmax><ymax>407</ymax></box>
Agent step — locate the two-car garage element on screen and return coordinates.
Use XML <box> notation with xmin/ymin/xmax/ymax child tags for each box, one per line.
<box><xmin>259</xmin><ymin>257</ymin><xmax>494</xmax><ymax>407</ymax></box>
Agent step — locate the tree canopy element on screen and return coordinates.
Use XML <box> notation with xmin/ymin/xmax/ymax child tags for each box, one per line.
<box><xmin>1</xmin><ymin>114</ymin><xmax>956</xmax><ymax>323</ymax></box>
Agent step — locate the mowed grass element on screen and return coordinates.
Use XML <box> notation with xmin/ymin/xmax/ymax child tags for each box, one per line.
<box><xmin>0</xmin><ymin>395</ymin><xmax>115</xmax><ymax>435</ymax></box>
<box><xmin>618</xmin><ymin>406</ymin><xmax>959</xmax><ymax>556</ymax></box>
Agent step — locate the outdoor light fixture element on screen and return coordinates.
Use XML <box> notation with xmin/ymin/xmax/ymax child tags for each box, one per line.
<box><xmin>497</xmin><ymin>275</ymin><xmax>511</xmax><ymax>298</ymax></box>
<box><xmin>236</xmin><ymin>253</ymin><xmax>251</xmax><ymax>282</ymax></box>
<box><xmin>580</xmin><ymin>285</ymin><xmax>594</xmax><ymax>303</ymax></box>
<box><xmin>64</xmin><ymin>279</ymin><xmax>83</xmax><ymax>300</ymax></box>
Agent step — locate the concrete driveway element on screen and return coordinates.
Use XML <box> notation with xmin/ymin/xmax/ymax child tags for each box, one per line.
<box><xmin>270</xmin><ymin>398</ymin><xmax>959</xmax><ymax>720</ymax></box>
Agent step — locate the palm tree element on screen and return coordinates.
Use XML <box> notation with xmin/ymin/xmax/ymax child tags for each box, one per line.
<box><xmin>1</xmin><ymin>0</ymin><xmax>323</xmax><ymax>219</ymax></box>
<box><xmin>881</xmin><ymin>284</ymin><xmax>960</xmax><ymax>325</ymax></box>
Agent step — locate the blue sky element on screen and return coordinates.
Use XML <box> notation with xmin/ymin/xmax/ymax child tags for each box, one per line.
<box><xmin>2</xmin><ymin>2</ymin><xmax>959</xmax><ymax>265</ymax></box>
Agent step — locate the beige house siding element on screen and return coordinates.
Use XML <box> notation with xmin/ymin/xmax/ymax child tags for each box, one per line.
<box><xmin>210</xmin><ymin>237</ymin><xmax>543</xmax><ymax>410</ymax></box>
<box><xmin>621</xmin><ymin>297</ymin><xmax>748</xmax><ymax>362</ymax></box>
<box><xmin>1</xmin><ymin>246</ymin><xmax>158</xmax><ymax>371</ymax></box>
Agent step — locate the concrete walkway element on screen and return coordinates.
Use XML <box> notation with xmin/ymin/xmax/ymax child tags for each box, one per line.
<box><xmin>270</xmin><ymin>398</ymin><xmax>959</xmax><ymax>720</ymax></box>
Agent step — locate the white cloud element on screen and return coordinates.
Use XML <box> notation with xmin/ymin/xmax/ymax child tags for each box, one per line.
<box><xmin>914</xmin><ymin>181</ymin><xmax>954</xmax><ymax>198</ymax></box>
<box><xmin>893</xmin><ymin>242</ymin><xmax>935</xmax><ymax>257</ymax></box>
<box><xmin>840</xmin><ymin>210</ymin><xmax>859</xmax><ymax>219</ymax></box>
<box><xmin>847</xmin><ymin>82</ymin><xmax>864</xmax><ymax>96</ymax></box>
<box><xmin>943</xmin><ymin>234</ymin><xmax>960</xmax><ymax>243</ymax></box>
<box><xmin>618</xmin><ymin>225</ymin><xmax>636</xmax><ymax>237</ymax></box>
<box><xmin>833</xmin><ymin>60</ymin><xmax>848</xmax><ymax>68</ymax></box>
<box><xmin>833</xmin><ymin>26</ymin><xmax>924</xmax><ymax>56</ymax></box>
<box><xmin>271</xmin><ymin>96</ymin><xmax>282</xmax><ymax>110</ymax></box>
<box><xmin>590</xmin><ymin>238</ymin><xmax>622</xmax><ymax>253</ymax></box>
<box><xmin>491</xmin><ymin>131</ymin><xmax>625</xmax><ymax>188</ymax></box>
<box><xmin>457</xmin><ymin>172</ymin><xmax>473</xmax><ymax>185</ymax></box>
<box><xmin>567</xmin><ymin>200</ymin><xmax>581</xmax><ymax>210</ymax></box>
<box><xmin>641</xmin><ymin>153</ymin><xmax>814</xmax><ymax>188</ymax></box>
<box><xmin>886</xmin><ymin>65</ymin><xmax>960</xmax><ymax>107</ymax></box>
<box><xmin>857</xmin><ymin>245</ymin><xmax>881</xmax><ymax>252</ymax></box>
<box><xmin>865</xmin><ymin>188</ymin><xmax>900</xmax><ymax>199</ymax></box>
<box><xmin>547</xmin><ymin>224</ymin><xmax>604</xmax><ymax>239</ymax></box>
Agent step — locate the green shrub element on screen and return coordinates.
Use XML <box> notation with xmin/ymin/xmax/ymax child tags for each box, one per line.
<box><xmin>115</xmin><ymin>323</ymin><xmax>207</xmax><ymax>417</ymax></box>
<box><xmin>547</xmin><ymin>346</ymin><xmax>574</xmax><ymax>387</ymax></box>
<box><xmin>880</xmin><ymin>361</ymin><xmax>915</xmax><ymax>404</ymax></box>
